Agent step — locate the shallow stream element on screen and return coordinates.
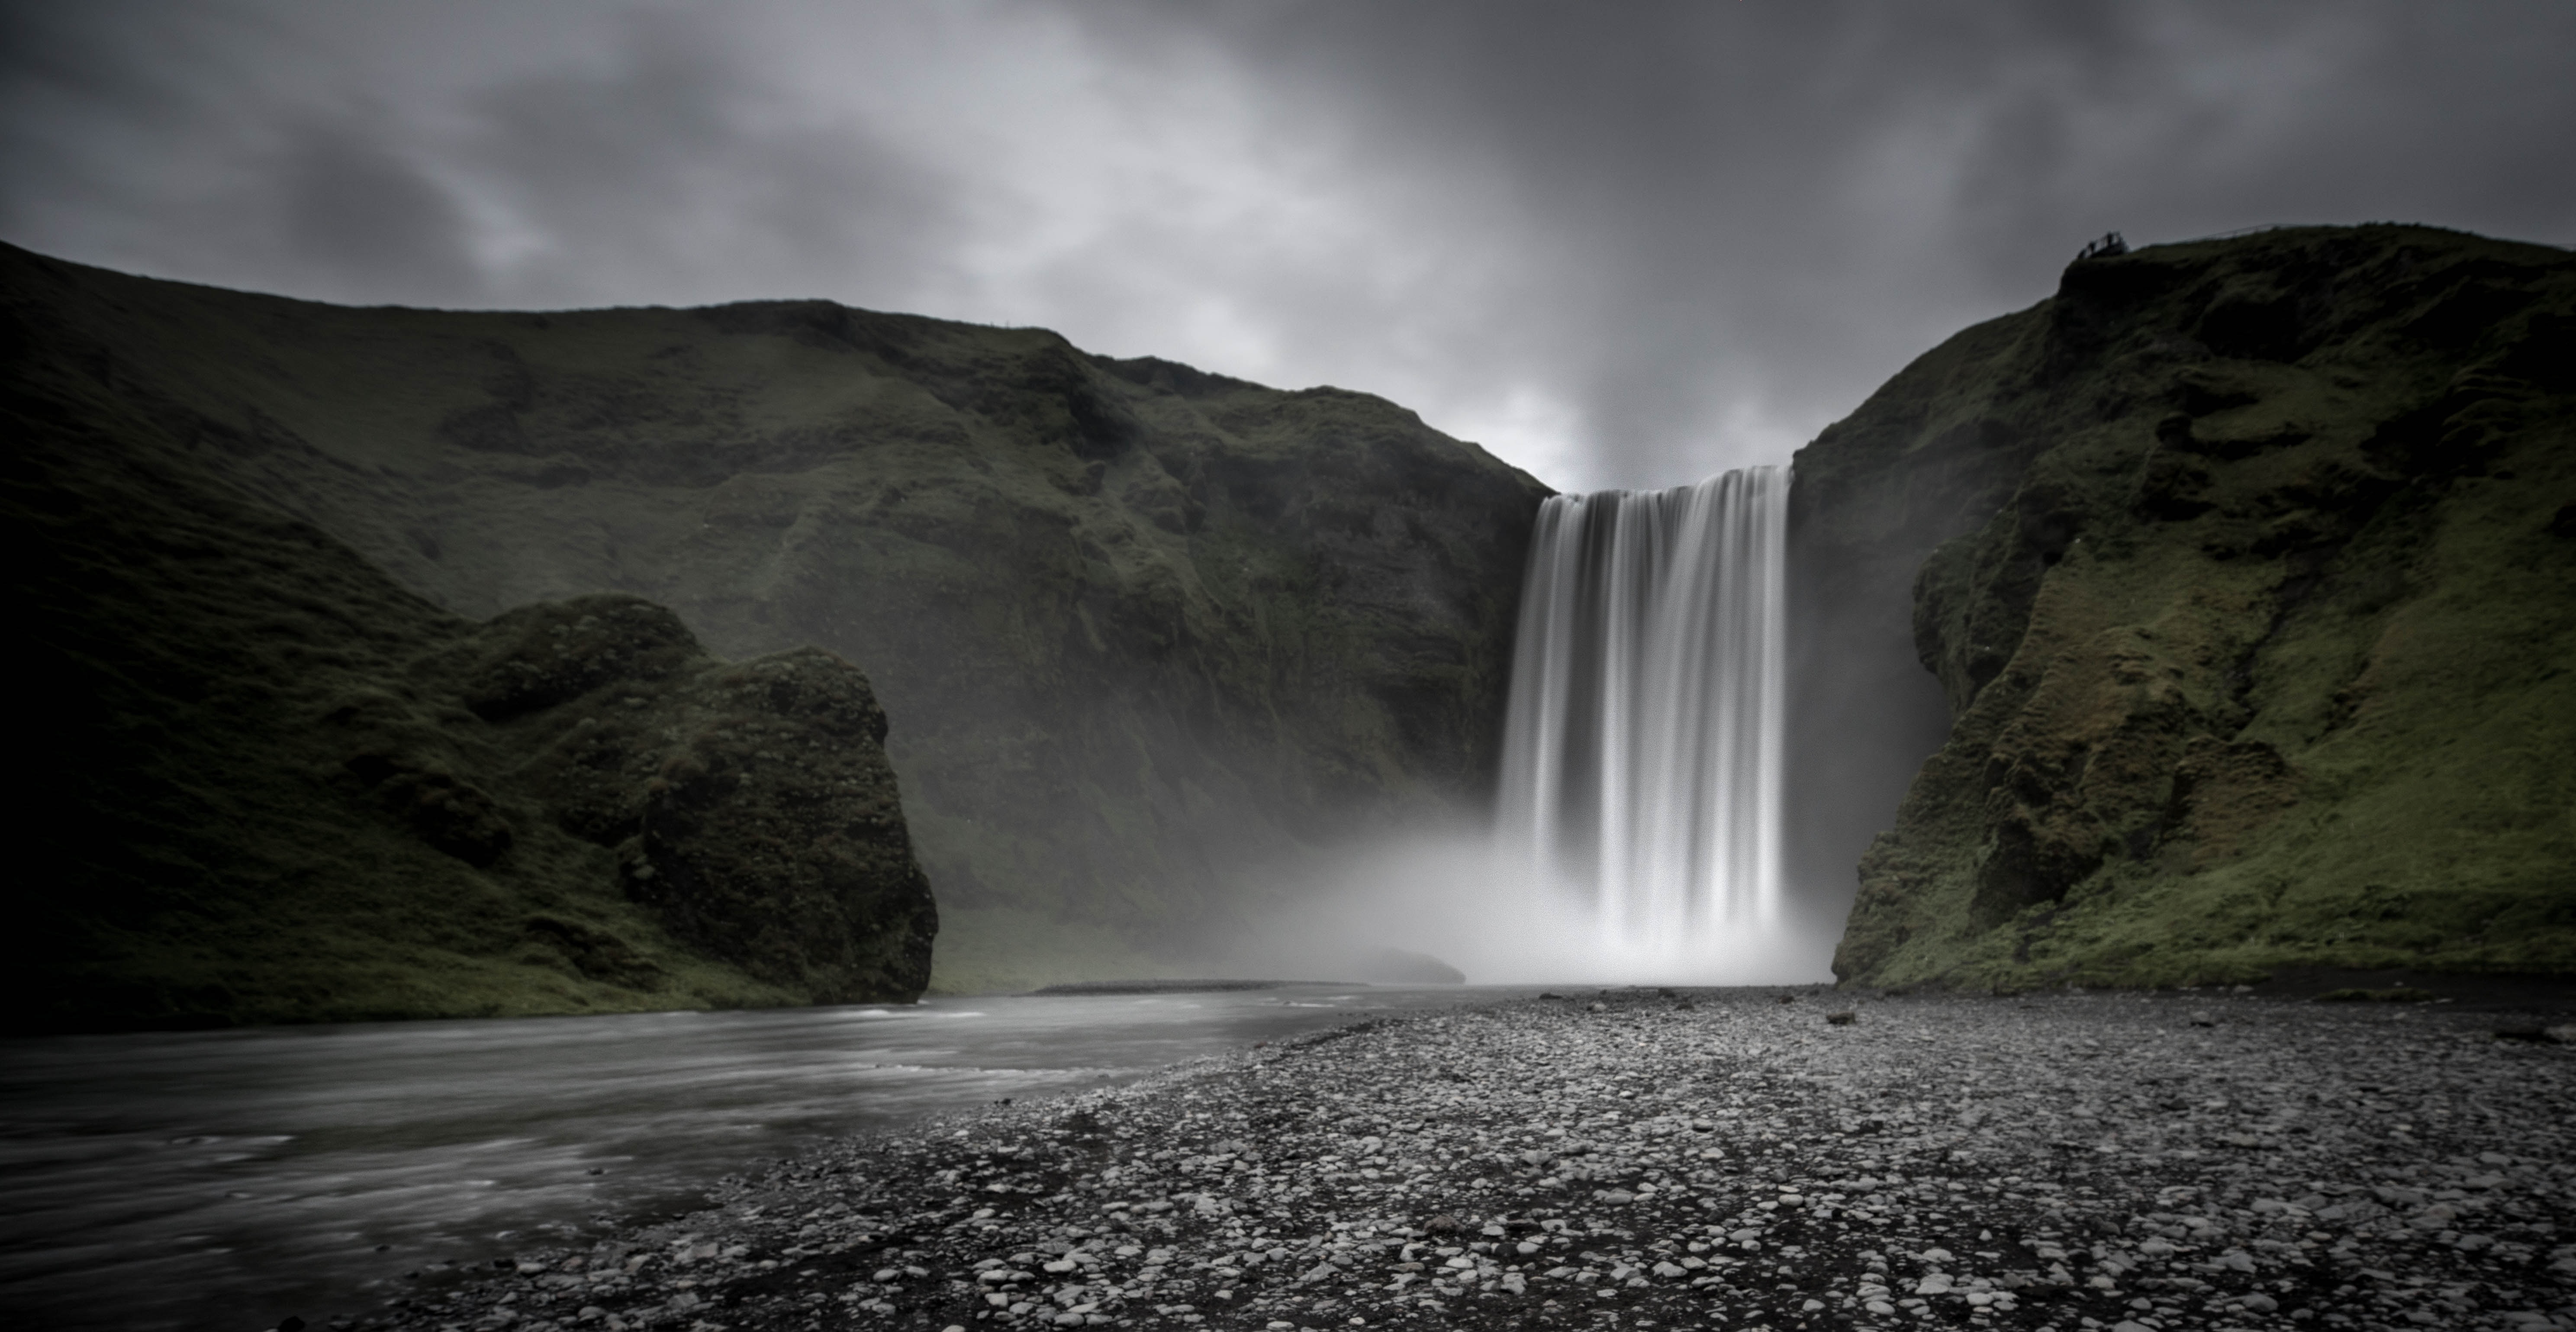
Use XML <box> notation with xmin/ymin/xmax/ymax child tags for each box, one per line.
<box><xmin>0</xmin><ymin>984</ymin><xmax>1514</xmax><ymax>1332</ymax></box>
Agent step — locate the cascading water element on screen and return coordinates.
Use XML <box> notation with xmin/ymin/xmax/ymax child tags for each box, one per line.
<box><xmin>1494</xmin><ymin>466</ymin><xmax>1788</xmax><ymax>953</ymax></box>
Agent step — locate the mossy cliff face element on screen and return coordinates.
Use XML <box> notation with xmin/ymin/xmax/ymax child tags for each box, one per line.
<box><xmin>442</xmin><ymin>599</ymin><xmax>934</xmax><ymax>1003</ymax></box>
<box><xmin>5</xmin><ymin>356</ymin><xmax>934</xmax><ymax>1031</ymax></box>
<box><xmin>1795</xmin><ymin>225</ymin><xmax>2576</xmax><ymax>990</ymax></box>
<box><xmin>1</xmin><ymin>246</ymin><xmax>1548</xmax><ymax>992</ymax></box>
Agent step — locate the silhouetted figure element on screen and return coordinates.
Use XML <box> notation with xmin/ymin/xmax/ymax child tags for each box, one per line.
<box><xmin>2076</xmin><ymin>231</ymin><xmax>2129</xmax><ymax>261</ymax></box>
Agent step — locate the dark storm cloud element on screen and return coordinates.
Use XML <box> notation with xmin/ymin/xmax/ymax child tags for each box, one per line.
<box><xmin>450</xmin><ymin>10</ymin><xmax>960</xmax><ymax>309</ymax></box>
<box><xmin>1092</xmin><ymin>0</ymin><xmax>2576</xmax><ymax>486</ymax></box>
<box><xmin>3</xmin><ymin>0</ymin><xmax>2570</xmax><ymax>489</ymax></box>
<box><xmin>274</xmin><ymin>117</ymin><xmax>481</xmax><ymax>301</ymax></box>
<box><xmin>0</xmin><ymin>2</ymin><xmax>961</xmax><ymax>311</ymax></box>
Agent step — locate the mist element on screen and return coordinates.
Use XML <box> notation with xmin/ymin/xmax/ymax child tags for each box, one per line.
<box><xmin>1216</xmin><ymin>820</ymin><xmax>1842</xmax><ymax>988</ymax></box>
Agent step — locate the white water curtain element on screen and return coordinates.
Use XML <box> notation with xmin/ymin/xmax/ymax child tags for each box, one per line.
<box><xmin>1495</xmin><ymin>466</ymin><xmax>1788</xmax><ymax>939</ymax></box>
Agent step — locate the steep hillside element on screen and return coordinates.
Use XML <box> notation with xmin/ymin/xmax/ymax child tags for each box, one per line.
<box><xmin>1</xmin><ymin>246</ymin><xmax>1548</xmax><ymax>991</ymax></box>
<box><xmin>5</xmin><ymin>351</ymin><xmax>934</xmax><ymax>1032</ymax></box>
<box><xmin>1795</xmin><ymin>224</ymin><xmax>2575</xmax><ymax>989</ymax></box>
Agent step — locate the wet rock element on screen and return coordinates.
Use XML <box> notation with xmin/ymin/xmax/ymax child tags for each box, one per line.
<box><xmin>356</xmin><ymin>989</ymin><xmax>2576</xmax><ymax>1332</ymax></box>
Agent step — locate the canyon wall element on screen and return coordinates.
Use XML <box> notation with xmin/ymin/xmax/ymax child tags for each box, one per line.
<box><xmin>1792</xmin><ymin>225</ymin><xmax>2574</xmax><ymax>989</ymax></box>
<box><xmin>8</xmin><ymin>358</ymin><xmax>933</xmax><ymax>1030</ymax></box>
<box><xmin>4</xmin><ymin>245</ymin><xmax>1548</xmax><ymax>993</ymax></box>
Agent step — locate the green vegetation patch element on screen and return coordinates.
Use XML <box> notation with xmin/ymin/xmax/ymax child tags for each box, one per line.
<box><xmin>1804</xmin><ymin>225</ymin><xmax>2576</xmax><ymax>991</ymax></box>
<box><xmin>6</xmin><ymin>339</ymin><xmax>933</xmax><ymax>1031</ymax></box>
<box><xmin>1</xmin><ymin>247</ymin><xmax>1549</xmax><ymax>983</ymax></box>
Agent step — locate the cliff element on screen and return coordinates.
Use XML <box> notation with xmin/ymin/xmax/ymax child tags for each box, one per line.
<box><xmin>1</xmin><ymin>245</ymin><xmax>1549</xmax><ymax>993</ymax></box>
<box><xmin>6</xmin><ymin>354</ymin><xmax>934</xmax><ymax>1032</ymax></box>
<box><xmin>1794</xmin><ymin>224</ymin><xmax>2575</xmax><ymax>989</ymax></box>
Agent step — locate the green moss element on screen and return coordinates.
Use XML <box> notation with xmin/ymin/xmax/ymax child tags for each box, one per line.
<box><xmin>1803</xmin><ymin>225</ymin><xmax>2576</xmax><ymax>991</ymax></box>
<box><xmin>7</xmin><ymin>343</ymin><xmax>932</xmax><ymax>1031</ymax></box>
<box><xmin>0</xmin><ymin>249</ymin><xmax>1547</xmax><ymax>975</ymax></box>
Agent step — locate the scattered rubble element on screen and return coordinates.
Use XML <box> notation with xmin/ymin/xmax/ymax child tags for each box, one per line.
<box><xmin>354</xmin><ymin>988</ymin><xmax>2576</xmax><ymax>1331</ymax></box>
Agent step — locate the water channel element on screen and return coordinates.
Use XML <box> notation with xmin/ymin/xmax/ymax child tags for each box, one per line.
<box><xmin>0</xmin><ymin>984</ymin><xmax>1520</xmax><ymax>1332</ymax></box>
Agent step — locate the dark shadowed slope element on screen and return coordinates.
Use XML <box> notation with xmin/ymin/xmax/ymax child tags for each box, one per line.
<box><xmin>0</xmin><ymin>246</ymin><xmax>1551</xmax><ymax>992</ymax></box>
<box><xmin>1792</xmin><ymin>224</ymin><xmax>2576</xmax><ymax>990</ymax></box>
<box><xmin>5</xmin><ymin>326</ymin><xmax>934</xmax><ymax>1031</ymax></box>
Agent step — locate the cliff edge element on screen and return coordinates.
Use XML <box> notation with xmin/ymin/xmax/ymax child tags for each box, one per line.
<box><xmin>0</xmin><ymin>246</ymin><xmax>1548</xmax><ymax>991</ymax></box>
<box><xmin>6</xmin><ymin>354</ymin><xmax>934</xmax><ymax>1031</ymax></box>
<box><xmin>1796</xmin><ymin>224</ymin><xmax>2574</xmax><ymax>989</ymax></box>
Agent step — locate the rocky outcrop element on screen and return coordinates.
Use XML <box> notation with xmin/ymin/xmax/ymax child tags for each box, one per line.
<box><xmin>0</xmin><ymin>248</ymin><xmax>1549</xmax><ymax>991</ymax></box>
<box><xmin>6</xmin><ymin>357</ymin><xmax>933</xmax><ymax>1031</ymax></box>
<box><xmin>1793</xmin><ymin>225</ymin><xmax>2576</xmax><ymax>989</ymax></box>
<box><xmin>435</xmin><ymin>597</ymin><xmax>933</xmax><ymax>1001</ymax></box>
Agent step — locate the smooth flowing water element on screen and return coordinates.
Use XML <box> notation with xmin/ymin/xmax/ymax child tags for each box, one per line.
<box><xmin>0</xmin><ymin>985</ymin><xmax>1509</xmax><ymax>1332</ymax></box>
<box><xmin>1496</xmin><ymin>467</ymin><xmax>1789</xmax><ymax>948</ymax></box>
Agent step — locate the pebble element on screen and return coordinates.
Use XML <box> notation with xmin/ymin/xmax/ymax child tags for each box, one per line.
<box><xmin>349</xmin><ymin>989</ymin><xmax>2576</xmax><ymax>1331</ymax></box>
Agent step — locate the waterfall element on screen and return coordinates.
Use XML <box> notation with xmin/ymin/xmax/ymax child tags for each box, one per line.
<box><xmin>1495</xmin><ymin>466</ymin><xmax>1788</xmax><ymax>945</ymax></box>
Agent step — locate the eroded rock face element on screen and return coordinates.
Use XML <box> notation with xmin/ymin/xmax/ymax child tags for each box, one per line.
<box><xmin>1794</xmin><ymin>225</ymin><xmax>2576</xmax><ymax>989</ymax></box>
<box><xmin>0</xmin><ymin>246</ymin><xmax>1549</xmax><ymax>989</ymax></box>
<box><xmin>350</xmin><ymin>596</ymin><xmax>938</xmax><ymax>1005</ymax></box>
<box><xmin>8</xmin><ymin>339</ymin><xmax>934</xmax><ymax>1028</ymax></box>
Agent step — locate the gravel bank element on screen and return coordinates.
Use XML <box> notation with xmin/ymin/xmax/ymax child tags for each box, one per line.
<box><xmin>355</xmin><ymin>988</ymin><xmax>2576</xmax><ymax>1332</ymax></box>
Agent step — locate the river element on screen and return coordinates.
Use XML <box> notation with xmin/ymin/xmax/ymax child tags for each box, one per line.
<box><xmin>0</xmin><ymin>984</ymin><xmax>1522</xmax><ymax>1332</ymax></box>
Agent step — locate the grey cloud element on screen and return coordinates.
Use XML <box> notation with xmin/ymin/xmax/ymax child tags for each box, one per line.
<box><xmin>0</xmin><ymin>4</ymin><xmax>481</xmax><ymax>305</ymax></box>
<box><xmin>1088</xmin><ymin>0</ymin><xmax>2576</xmax><ymax>487</ymax></box>
<box><xmin>0</xmin><ymin>2</ymin><xmax>960</xmax><ymax>313</ymax></box>
<box><xmin>3</xmin><ymin>0</ymin><xmax>2570</xmax><ymax>492</ymax></box>
<box><xmin>454</xmin><ymin>10</ymin><xmax>959</xmax><ymax>309</ymax></box>
<box><xmin>274</xmin><ymin>117</ymin><xmax>480</xmax><ymax>303</ymax></box>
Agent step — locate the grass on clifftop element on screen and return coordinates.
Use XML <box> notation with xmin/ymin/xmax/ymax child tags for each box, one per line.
<box><xmin>1807</xmin><ymin>225</ymin><xmax>2576</xmax><ymax>991</ymax></box>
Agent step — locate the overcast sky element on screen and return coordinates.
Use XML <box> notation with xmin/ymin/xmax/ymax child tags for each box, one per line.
<box><xmin>5</xmin><ymin>1</ymin><xmax>2571</xmax><ymax>492</ymax></box>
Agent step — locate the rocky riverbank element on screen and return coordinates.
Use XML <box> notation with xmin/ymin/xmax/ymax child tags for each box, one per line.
<box><xmin>352</xmin><ymin>988</ymin><xmax>2575</xmax><ymax>1332</ymax></box>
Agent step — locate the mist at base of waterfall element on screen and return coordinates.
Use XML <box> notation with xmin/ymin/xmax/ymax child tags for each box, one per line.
<box><xmin>1220</xmin><ymin>823</ymin><xmax>1842</xmax><ymax>988</ymax></box>
<box><xmin>1220</xmin><ymin>470</ymin><xmax>1829</xmax><ymax>989</ymax></box>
